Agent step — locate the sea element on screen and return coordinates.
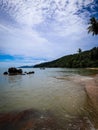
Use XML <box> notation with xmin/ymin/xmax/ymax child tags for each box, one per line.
<box><xmin>0</xmin><ymin>67</ymin><xmax>98</xmax><ymax>130</ymax></box>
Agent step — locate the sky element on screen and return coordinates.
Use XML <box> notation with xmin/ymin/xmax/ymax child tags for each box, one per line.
<box><xmin>0</xmin><ymin>0</ymin><xmax>98</xmax><ymax>67</ymax></box>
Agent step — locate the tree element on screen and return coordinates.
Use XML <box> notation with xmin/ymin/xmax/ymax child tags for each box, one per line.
<box><xmin>78</xmin><ymin>48</ymin><xmax>82</xmax><ymax>53</ymax></box>
<box><xmin>88</xmin><ymin>17</ymin><xmax>98</xmax><ymax>35</ymax></box>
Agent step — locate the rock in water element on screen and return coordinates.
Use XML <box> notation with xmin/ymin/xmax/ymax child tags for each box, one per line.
<box><xmin>3</xmin><ymin>72</ymin><xmax>8</xmax><ymax>75</ymax></box>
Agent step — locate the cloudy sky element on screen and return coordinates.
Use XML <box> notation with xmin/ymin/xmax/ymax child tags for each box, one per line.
<box><xmin>0</xmin><ymin>0</ymin><xmax>98</xmax><ymax>67</ymax></box>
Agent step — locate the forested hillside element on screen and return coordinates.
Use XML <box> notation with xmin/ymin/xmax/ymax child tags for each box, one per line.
<box><xmin>34</xmin><ymin>47</ymin><xmax>98</xmax><ymax>68</ymax></box>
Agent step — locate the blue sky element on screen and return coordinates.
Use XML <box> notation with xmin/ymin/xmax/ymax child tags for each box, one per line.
<box><xmin>0</xmin><ymin>0</ymin><xmax>98</xmax><ymax>67</ymax></box>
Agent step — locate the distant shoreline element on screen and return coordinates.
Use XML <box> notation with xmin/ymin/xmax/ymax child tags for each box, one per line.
<box><xmin>86</xmin><ymin>68</ymin><xmax>98</xmax><ymax>70</ymax></box>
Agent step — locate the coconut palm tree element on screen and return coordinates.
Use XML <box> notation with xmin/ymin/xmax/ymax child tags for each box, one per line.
<box><xmin>88</xmin><ymin>17</ymin><xmax>98</xmax><ymax>35</ymax></box>
<box><xmin>78</xmin><ymin>48</ymin><xmax>82</xmax><ymax>53</ymax></box>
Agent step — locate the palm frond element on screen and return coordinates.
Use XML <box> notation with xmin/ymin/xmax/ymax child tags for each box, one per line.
<box><xmin>87</xmin><ymin>17</ymin><xmax>98</xmax><ymax>35</ymax></box>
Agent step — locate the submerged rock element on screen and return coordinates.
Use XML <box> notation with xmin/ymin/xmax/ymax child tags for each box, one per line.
<box><xmin>0</xmin><ymin>109</ymin><xmax>96</xmax><ymax>130</ymax></box>
<box><xmin>0</xmin><ymin>109</ymin><xmax>59</xmax><ymax>130</ymax></box>
<box><xmin>27</xmin><ymin>71</ymin><xmax>35</xmax><ymax>74</ymax></box>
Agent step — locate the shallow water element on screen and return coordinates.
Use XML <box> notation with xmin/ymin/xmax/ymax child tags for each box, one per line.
<box><xmin>0</xmin><ymin>68</ymin><xmax>98</xmax><ymax>130</ymax></box>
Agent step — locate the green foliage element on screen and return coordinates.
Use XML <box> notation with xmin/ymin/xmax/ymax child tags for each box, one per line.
<box><xmin>34</xmin><ymin>47</ymin><xmax>98</xmax><ymax>68</ymax></box>
<box><xmin>78</xmin><ymin>48</ymin><xmax>82</xmax><ymax>53</ymax></box>
<box><xmin>88</xmin><ymin>17</ymin><xmax>98</xmax><ymax>35</ymax></box>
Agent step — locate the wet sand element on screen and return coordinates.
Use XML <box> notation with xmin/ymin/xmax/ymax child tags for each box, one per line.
<box><xmin>56</xmin><ymin>74</ymin><xmax>98</xmax><ymax>112</ymax></box>
<box><xmin>58</xmin><ymin>74</ymin><xmax>98</xmax><ymax>113</ymax></box>
<box><xmin>84</xmin><ymin>75</ymin><xmax>98</xmax><ymax>129</ymax></box>
<box><xmin>56</xmin><ymin>74</ymin><xmax>98</xmax><ymax>129</ymax></box>
<box><xmin>85</xmin><ymin>75</ymin><xmax>98</xmax><ymax>111</ymax></box>
<box><xmin>73</xmin><ymin>74</ymin><xmax>98</xmax><ymax>129</ymax></box>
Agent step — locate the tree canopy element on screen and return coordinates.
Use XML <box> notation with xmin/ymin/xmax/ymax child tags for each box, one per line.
<box><xmin>34</xmin><ymin>47</ymin><xmax>98</xmax><ymax>68</ymax></box>
<box><xmin>88</xmin><ymin>17</ymin><xmax>98</xmax><ymax>35</ymax></box>
<box><xmin>78</xmin><ymin>48</ymin><xmax>82</xmax><ymax>53</ymax></box>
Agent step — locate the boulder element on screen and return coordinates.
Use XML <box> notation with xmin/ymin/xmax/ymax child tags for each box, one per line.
<box><xmin>8</xmin><ymin>67</ymin><xmax>23</xmax><ymax>75</ymax></box>
<box><xmin>3</xmin><ymin>67</ymin><xmax>35</xmax><ymax>76</ymax></box>
<box><xmin>3</xmin><ymin>72</ymin><xmax>8</xmax><ymax>75</ymax></box>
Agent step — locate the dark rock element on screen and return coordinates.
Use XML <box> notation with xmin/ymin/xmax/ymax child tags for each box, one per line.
<box><xmin>0</xmin><ymin>109</ymin><xmax>95</xmax><ymax>130</ymax></box>
<box><xmin>3</xmin><ymin>72</ymin><xmax>8</xmax><ymax>75</ymax></box>
<box><xmin>0</xmin><ymin>109</ymin><xmax>60</xmax><ymax>130</ymax></box>
<box><xmin>3</xmin><ymin>68</ymin><xmax>35</xmax><ymax>76</ymax></box>
<box><xmin>27</xmin><ymin>71</ymin><xmax>35</xmax><ymax>74</ymax></box>
<box><xmin>8</xmin><ymin>67</ymin><xmax>23</xmax><ymax>75</ymax></box>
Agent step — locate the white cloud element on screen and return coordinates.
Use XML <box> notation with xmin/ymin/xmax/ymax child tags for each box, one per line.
<box><xmin>0</xmin><ymin>0</ymin><xmax>97</xmax><ymax>66</ymax></box>
<box><xmin>0</xmin><ymin>23</ymin><xmax>65</xmax><ymax>60</ymax></box>
<box><xmin>1</xmin><ymin>0</ymin><xmax>94</xmax><ymax>26</ymax></box>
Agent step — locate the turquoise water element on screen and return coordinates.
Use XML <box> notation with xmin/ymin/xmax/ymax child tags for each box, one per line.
<box><xmin>0</xmin><ymin>68</ymin><xmax>98</xmax><ymax>129</ymax></box>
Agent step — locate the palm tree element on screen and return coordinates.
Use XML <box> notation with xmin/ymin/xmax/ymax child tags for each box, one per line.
<box><xmin>78</xmin><ymin>48</ymin><xmax>82</xmax><ymax>53</ymax></box>
<box><xmin>88</xmin><ymin>17</ymin><xmax>98</xmax><ymax>35</ymax></box>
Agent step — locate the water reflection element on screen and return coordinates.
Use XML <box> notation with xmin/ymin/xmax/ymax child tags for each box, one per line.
<box><xmin>7</xmin><ymin>75</ymin><xmax>23</xmax><ymax>88</ymax></box>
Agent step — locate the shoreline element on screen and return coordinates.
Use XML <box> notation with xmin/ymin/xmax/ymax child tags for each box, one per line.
<box><xmin>84</xmin><ymin>75</ymin><xmax>98</xmax><ymax>129</ymax></box>
<box><xmin>85</xmin><ymin>75</ymin><xmax>98</xmax><ymax>111</ymax></box>
<box><xmin>86</xmin><ymin>68</ymin><xmax>98</xmax><ymax>70</ymax></box>
<box><xmin>67</xmin><ymin>73</ymin><xmax>98</xmax><ymax>129</ymax></box>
